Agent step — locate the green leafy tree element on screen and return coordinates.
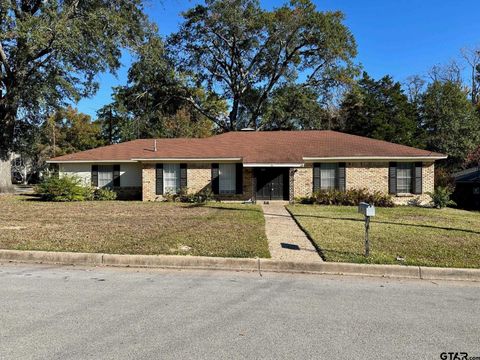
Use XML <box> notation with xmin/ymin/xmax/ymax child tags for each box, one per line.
<box><xmin>96</xmin><ymin>104</ymin><xmax>125</xmax><ymax>145</ymax></box>
<box><xmin>163</xmin><ymin>107</ymin><xmax>214</xmax><ymax>138</ymax></box>
<box><xmin>262</xmin><ymin>85</ymin><xmax>335</xmax><ymax>130</ymax></box>
<box><xmin>101</xmin><ymin>36</ymin><xmax>223</xmax><ymax>140</ymax></box>
<box><xmin>464</xmin><ymin>145</ymin><xmax>480</xmax><ymax>168</ymax></box>
<box><xmin>168</xmin><ymin>0</ymin><xmax>357</xmax><ymax>131</ymax></box>
<box><xmin>46</xmin><ymin>107</ymin><xmax>104</xmax><ymax>157</ymax></box>
<box><xmin>0</xmin><ymin>0</ymin><xmax>151</xmax><ymax>190</ymax></box>
<box><xmin>12</xmin><ymin>107</ymin><xmax>104</xmax><ymax>185</ymax></box>
<box><xmin>421</xmin><ymin>80</ymin><xmax>480</xmax><ymax>169</ymax></box>
<box><xmin>340</xmin><ymin>72</ymin><xmax>421</xmax><ymax>146</ymax></box>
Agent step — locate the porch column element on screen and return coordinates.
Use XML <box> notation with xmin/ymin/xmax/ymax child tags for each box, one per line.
<box><xmin>251</xmin><ymin>169</ymin><xmax>257</xmax><ymax>204</ymax></box>
<box><xmin>289</xmin><ymin>168</ymin><xmax>295</xmax><ymax>204</ymax></box>
<box><xmin>142</xmin><ymin>163</ymin><xmax>156</xmax><ymax>201</ymax></box>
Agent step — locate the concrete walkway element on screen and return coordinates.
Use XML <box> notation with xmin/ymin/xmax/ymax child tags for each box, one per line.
<box><xmin>260</xmin><ymin>202</ymin><xmax>322</xmax><ymax>262</ymax></box>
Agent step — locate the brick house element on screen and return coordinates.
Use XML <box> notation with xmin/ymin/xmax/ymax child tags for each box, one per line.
<box><xmin>47</xmin><ymin>130</ymin><xmax>446</xmax><ymax>204</ymax></box>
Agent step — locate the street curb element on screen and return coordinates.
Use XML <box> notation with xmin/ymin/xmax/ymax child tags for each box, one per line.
<box><xmin>0</xmin><ymin>250</ymin><xmax>103</xmax><ymax>266</ymax></box>
<box><xmin>1</xmin><ymin>249</ymin><xmax>479</xmax><ymax>282</ymax></box>
<box><xmin>102</xmin><ymin>253</ymin><xmax>259</xmax><ymax>272</ymax></box>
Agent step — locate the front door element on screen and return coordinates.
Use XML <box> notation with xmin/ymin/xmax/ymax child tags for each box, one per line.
<box><xmin>255</xmin><ymin>168</ymin><xmax>289</xmax><ymax>200</ymax></box>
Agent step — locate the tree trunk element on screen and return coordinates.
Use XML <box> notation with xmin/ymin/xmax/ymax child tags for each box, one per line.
<box><xmin>229</xmin><ymin>97</ymin><xmax>239</xmax><ymax>131</ymax></box>
<box><xmin>0</xmin><ymin>94</ymin><xmax>18</xmax><ymax>193</ymax></box>
<box><xmin>0</xmin><ymin>155</ymin><xmax>14</xmax><ymax>193</ymax></box>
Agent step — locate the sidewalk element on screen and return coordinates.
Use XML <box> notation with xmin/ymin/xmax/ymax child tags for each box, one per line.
<box><xmin>260</xmin><ymin>202</ymin><xmax>322</xmax><ymax>262</ymax></box>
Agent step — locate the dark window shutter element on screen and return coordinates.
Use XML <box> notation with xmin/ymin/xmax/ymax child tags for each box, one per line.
<box><xmin>413</xmin><ymin>162</ymin><xmax>423</xmax><ymax>194</ymax></box>
<box><xmin>180</xmin><ymin>163</ymin><xmax>187</xmax><ymax>189</ymax></box>
<box><xmin>211</xmin><ymin>163</ymin><xmax>219</xmax><ymax>194</ymax></box>
<box><xmin>113</xmin><ymin>165</ymin><xmax>120</xmax><ymax>187</ymax></box>
<box><xmin>236</xmin><ymin>163</ymin><xmax>243</xmax><ymax>194</ymax></box>
<box><xmin>389</xmin><ymin>162</ymin><xmax>397</xmax><ymax>195</ymax></box>
<box><xmin>313</xmin><ymin>163</ymin><xmax>321</xmax><ymax>192</ymax></box>
<box><xmin>155</xmin><ymin>164</ymin><xmax>163</xmax><ymax>195</ymax></box>
<box><xmin>91</xmin><ymin>165</ymin><xmax>98</xmax><ymax>187</ymax></box>
<box><xmin>337</xmin><ymin>162</ymin><xmax>346</xmax><ymax>191</ymax></box>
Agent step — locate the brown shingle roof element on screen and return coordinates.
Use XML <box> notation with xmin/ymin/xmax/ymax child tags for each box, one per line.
<box><xmin>48</xmin><ymin>130</ymin><xmax>446</xmax><ymax>163</ymax></box>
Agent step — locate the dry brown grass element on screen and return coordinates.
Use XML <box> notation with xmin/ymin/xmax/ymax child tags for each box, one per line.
<box><xmin>0</xmin><ymin>195</ymin><xmax>269</xmax><ymax>258</ymax></box>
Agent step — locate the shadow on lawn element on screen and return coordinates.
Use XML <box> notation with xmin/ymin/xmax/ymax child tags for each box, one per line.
<box><xmin>262</xmin><ymin>212</ymin><xmax>292</xmax><ymax>218</ymax></box>
<box><xmin>293</xmin><ymin>213</ymin><xmax>480</xmax><ymax>236</ymax></box>
<box><xmin>321</xmin><ymin>248</ymin><xmax>365</xmax><ymax>259</ymax></box>
<box><xmin>17</xmin><ymin>193</ymin><xmax>44</xmax><ymax>202</ymax></box>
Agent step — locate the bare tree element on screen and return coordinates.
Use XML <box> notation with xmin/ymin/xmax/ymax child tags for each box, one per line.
<box><xmin>405</xmin><ymin>75</ymin><xmax>426</xmax><ymax>104</ymax></box>
<box><xmin>428</xmin><ymin>60</ymin><xmax>463</xmax><ymax>85</ymax></box>
<box><xmin>460</xmin><ymin>46</ymin><xmax>480</xmax><ymax>104</ymax></box>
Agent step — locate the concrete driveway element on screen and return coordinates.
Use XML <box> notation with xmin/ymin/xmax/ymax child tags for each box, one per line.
<box><xmin>1</xmin><ymin>263</ymin><xmax>479</xmax><ymax>360</ymax></box>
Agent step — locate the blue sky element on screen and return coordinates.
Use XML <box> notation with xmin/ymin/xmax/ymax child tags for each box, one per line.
<box><xmin>76</xmin><ymin>0</ymin><xmax>480</xmax><ymax>118</ymax></box>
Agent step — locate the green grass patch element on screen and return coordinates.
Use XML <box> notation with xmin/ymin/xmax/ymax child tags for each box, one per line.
<box><xmin>287</xmin><ymin>204</ymin><xmax>480</xmax><ymax>268</ymax></box>
<box><xmin>0</xmin><ymin>195</ymin><xmax>269</xmax><ymax>258</ymax></box>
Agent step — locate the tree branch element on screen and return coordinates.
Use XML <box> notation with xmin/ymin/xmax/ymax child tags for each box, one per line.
<box><xmin>248</xmin><ymin>42</ymin><xmax>307</xmax><ymax>127</ymax></box>
<box><xmin>304</xmin><ymin>60</ymin><xmax>327</xmax><ymax>85</ymax></box>
<box><xmin>0</xmin><ymin>42</ymin><xmax>11</xmax><ymax>76</ymax></box>
<box><xmin>10</xmin><ymin>0</ymin><xmax>22</xmax><ymax>19</ymax></box>
<box><xmin>176</xmin><ymin>94</ymin><xmax>225</xmax><ymax>129</ymax></box>
<box><xmin>25</xmin><ymin>0</ymin><xmax>80</xmax><ymax>64</ymax></box>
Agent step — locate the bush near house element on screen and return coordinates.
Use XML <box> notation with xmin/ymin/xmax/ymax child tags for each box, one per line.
<box><xmin>35</xmin><ymin>175</ymin><xmax>90</xmax><ymax>202</ymax></box>
<box><xmin>94</xmin><ymin>188</ymin><xmax>117</xmax><ymax>201</ymax></box>
<box><xmin>35</xmin><ymin>175</ymin><xmax>118</xmax><ymax>201</ymax></box>
<box><xmin>427</xmin><ymin>186</ymin><xmax>456</xmax><ymax>209</ymax></box>
<box><xmin>163</xmin><ymin>187</ymin><xmax>214</xmax><ymax>203</ymax></box>
<box><xmin>296</xmin><ymin>188</ymin><xmax>394</xmax><ymax>207</ymax></box>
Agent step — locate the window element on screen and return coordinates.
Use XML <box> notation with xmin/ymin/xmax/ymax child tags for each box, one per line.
<box><xmin>320</xmin><ymin>163</ymin><xmax>337</xmax><ymax>190</ymax></box>
<box><xmin>219</xmin><ymin>163</ymin><xmax>236</xmax><ymax>194</ymax></box>
<box><xmin>98</xmin><ymin>165</ymin><xmax>113</xmax><ymax>188</ymax></box>
<box><xmin>397</xmin><ymin>163</ymin><xmax>413</xmax><ymax>193</ymax></box>
<box><xmin>313</xmin><ymin>163</ymin><xmax>345</xmax><ymax>192</ymax></box>
<box><xmin>163</xmin><ymin>163</ymin><xmax>180</xmax><ymax>194</ymax></box>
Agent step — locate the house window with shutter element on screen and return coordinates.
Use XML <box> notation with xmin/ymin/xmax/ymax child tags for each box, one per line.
<box><xmin>397</xmin><ymin>163</ymin><xmax>413</xmax><ymax>194</ymax></box>
<box><xmin>313</xmin><ymin>163</ymin><xmax>345</xmax><ymax>192</ymax></box>
<box><xmin>93</xmin><ymin>165</ymin><xmax>120</xmax><ymax>188</ymax></box>
<box><xmin>163</xmin><ymin>163</ymin><xmax>181</xmax><ymax>194</ymax></box>
<box><xmin>98</xmin><ymin>165</ymin><xmax>114</xmax><ymax>188</ymax></box>
<box><xmin>219</xmin><ymin>163</ymin><xmax>236</xmax><ymax>194</ymax></box>
<box><xmin>320</xmin><ymin>163</ymin><xmax>337</xmax><ymax>190</ymax></box>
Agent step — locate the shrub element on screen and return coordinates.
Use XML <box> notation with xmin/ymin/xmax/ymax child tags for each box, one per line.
<box><xmin>162</xmin><ymin>190</ymin><xmax>177</xmax><ymax>202</ymax></box>
<box><xmin>427</xmin><ymin>186</ymin><xmax>456</xmax><ymax>209</ymax></box>
<box><xmin>297</xmin><ymin>188</ymin><xmax>395</xmax><ymax>207</ymax></box>
<box><xmin>94</xmin><ymin>188</ymin><xmax>117</xmax><ymax>201</ymax></box>
<box><xmin>295</xmin><ymin>196</ymin><xmax>315</xmax><ymax>204</ymax></box>
<box><xmin>82</xmin><ymin>186</ymin><xmax>96</xmax><ymax>201</ymax></box>
<box><xmin>196</xmin><ymin>187</ymin><xmax>215</xmax><ymax>202</ymax></box>
<box><xmin>177</xmin><ymin>187</ymin><xmax>215</xmax><ymax>203</ymax></box>
<box><xmin>35</xmin><ymin>175</ymin><xmax>88</xmax><ymax>202</ymax></box>
<box><xmin>35</xmin><ymin>176</ymin><xmax>119</xmax><ymax>202</ymax></box>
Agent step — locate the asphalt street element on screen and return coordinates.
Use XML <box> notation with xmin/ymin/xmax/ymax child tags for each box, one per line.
<box><xmin>0</xmin><ymin>263</ymin><xmax>479</xmax><ymax>360</ymax></box>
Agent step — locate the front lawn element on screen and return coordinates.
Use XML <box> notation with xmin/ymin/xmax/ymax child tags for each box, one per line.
<box><xmin>0</xmin><ymin>195</ymin><xmax>269</xmax><ymax>258</ymax></box>
<box><xmin>287</xmin><ymin>205</ymin><xmax>480</xmax><ymax>268</ymax></box>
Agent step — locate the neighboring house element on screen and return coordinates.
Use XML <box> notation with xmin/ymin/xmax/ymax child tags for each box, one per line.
<box><xmin>47</xmin><ymin>130</ymin><xmax>446</xmax><ymax>204</ymax></box>
<box><xmin>452</xmin><ymin>167</ymin><xmax>480</xmax><ymax>210</ymax></box>
<box><xmin>10</xmin><ymin>153</ymin><xmax>38</xmax><ymax>184</ymax></box>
